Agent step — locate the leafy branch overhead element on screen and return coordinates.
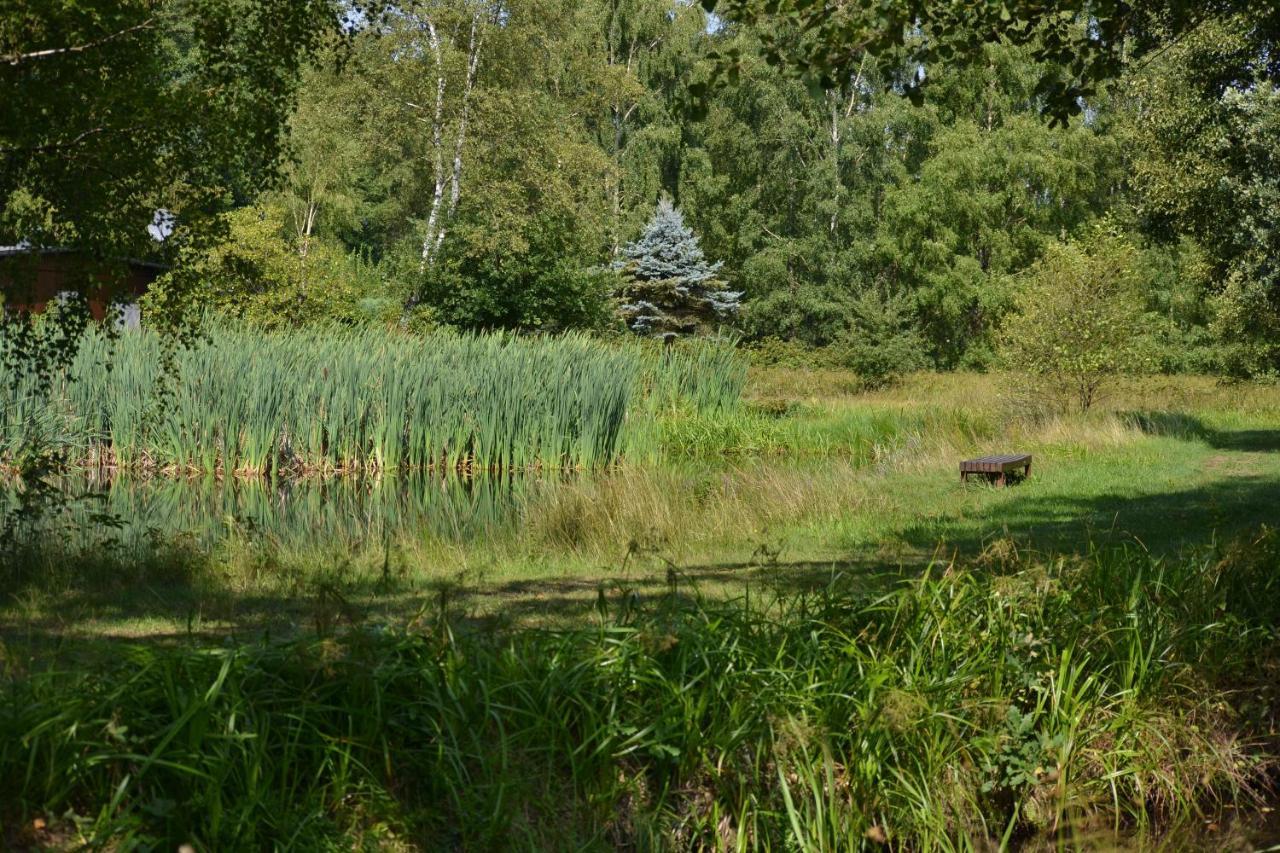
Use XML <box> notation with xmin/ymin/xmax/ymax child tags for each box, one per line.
<box><xmin>0</xmin><ymin>0</ymin><xmax>386</xmax><ymax>338</ymax></box>
<box><xmin>698</xmin><ymin>0</ymin><xmax>1280</xmax><ymax>124</ymax></box>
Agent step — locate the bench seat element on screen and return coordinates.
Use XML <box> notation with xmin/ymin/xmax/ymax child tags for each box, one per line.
<box><xmin>960</xmin><ymin>454</ymin><xmax>1032</xmax><ymax>485</ymax></box>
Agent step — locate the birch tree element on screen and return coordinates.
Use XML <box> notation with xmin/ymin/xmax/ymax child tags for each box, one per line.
<box><xmin>593</xmin><ymin>0</ymin><xmax>703</xmax><ymax>256</ymax></box>
<box><xmin>388</xmin><ymin>2</ymin><xmax>492</xmax><ymax>269</ymax></box>
<box><xmin>282</xmin><ymin>63</ymin><xmax>365</xmax><ymax>296</ymax></box>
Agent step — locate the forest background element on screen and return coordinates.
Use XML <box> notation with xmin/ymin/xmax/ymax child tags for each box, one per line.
<box><xmin>173</xmin><ymin>1</ymin><xmax>1276</xmax><ymax>381</ymax></box>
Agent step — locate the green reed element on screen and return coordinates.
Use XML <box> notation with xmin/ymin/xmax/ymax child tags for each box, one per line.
<box><xmin>0</xmin><ymin>323</ymin><xmax>747</xmax><ymax>475</ymax></box>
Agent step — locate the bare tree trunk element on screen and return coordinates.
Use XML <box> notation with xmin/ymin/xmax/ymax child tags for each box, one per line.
<box><xmin>602</xmin><ymin>4</ymin><xmax>652</xmax><ymax>259</ymax></box>
<box><xmin>298</xmin><ymin>195</ymin><xmax>317</xmax><ymax>301</ymax></box>
<box><xmin>299</xmin><ymin>197</ymin><xmax>317</xmax><ymax>260</ymax></box>
<box><xmin>829</xmin><ymin>92</ymin><xmax>841</xmax><ymax>235</ymax></box>
<box><xmin>610</xmin><ymin>111</ymin><xmax>624</xmax><ymax>256</ymax></box>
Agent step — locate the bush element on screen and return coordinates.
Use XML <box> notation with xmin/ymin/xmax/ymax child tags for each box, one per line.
<box><xmin>1209</xmin><ymin>267</ymin><xmax>1280</xmax><ymax>378</ymax></box>
<box><xmin>414</xmin><ymin>215</ymin><xmax>614</xmax><ymax>333</ymax></box>
<box><xmin>742</xmin><ymin>336</ymin><xmax>833</xmax><ymax>369</ymax></box>
<box><xmin>199</xmin><ymin>203</ymin><xmax>386</xmax><ymax>329</ymax></box>
<box><xmin>836</xmin><ymin>288</ymin><xmax>930</xmax><ymax>388</ymax></box>
<box><xmin>1000</xmin><ymin>232</ymin><xmax>1151</xmax><ymax>411</ymax></box>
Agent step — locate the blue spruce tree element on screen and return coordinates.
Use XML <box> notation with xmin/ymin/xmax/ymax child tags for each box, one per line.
<box><xmin>617</xmin><ymin>199</ymin><xmax>742</xmax><ymax>338</ymax></box>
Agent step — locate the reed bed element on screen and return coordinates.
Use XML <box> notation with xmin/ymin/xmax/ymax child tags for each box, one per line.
<box><xmin>0</xmin><ymin>324</ymin><xmax>746</xmax><ymax>475</ymax></box>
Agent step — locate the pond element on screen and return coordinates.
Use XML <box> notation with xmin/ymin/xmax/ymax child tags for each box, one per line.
<box><xmin>2</xmin><ymin>473</ymin><xmax>537</xmax><ymax>552</ymax></box>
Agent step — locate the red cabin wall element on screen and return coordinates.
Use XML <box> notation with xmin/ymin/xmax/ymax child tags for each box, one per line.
<box><xmin>1</xmin><ymin>253</ymin><xmax>157</xmax><ymax>320</ymax></box>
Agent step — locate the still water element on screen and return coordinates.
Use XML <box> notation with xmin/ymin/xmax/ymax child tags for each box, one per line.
<box><xmin>4</xmin><ymin>474</ymin><xmax>535</xmax><ymax>551</ymax></box>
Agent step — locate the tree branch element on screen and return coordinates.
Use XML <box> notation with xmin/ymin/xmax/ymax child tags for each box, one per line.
<box><xmin>6</xmin><ymin>17</ymin><xmax>157</xmax><ymax>65</ymax></box>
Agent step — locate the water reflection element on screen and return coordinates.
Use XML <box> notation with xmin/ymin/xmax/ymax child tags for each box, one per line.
<box><xmin>6</xmin><ymin>474</ymin><xmax>534</xmax><ymax>551</ymax></box>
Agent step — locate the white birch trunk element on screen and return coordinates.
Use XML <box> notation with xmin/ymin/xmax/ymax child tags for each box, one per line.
<box><xmin>434</xmin><ymin>11</ymin><xmax>482</xmax><ymax>258</ymax></box>
<box><xmin>829</xmin><ymin>92</ymin><xmax>841</xmax><ymax>235</ymax></box>
<box><xmin>420</xmin><ymin>17</ymin><xmax>448</xmax><ymax>269</ymax></box>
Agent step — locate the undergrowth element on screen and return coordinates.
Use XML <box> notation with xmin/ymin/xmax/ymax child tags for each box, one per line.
<box><xmin>2</xmin><ymin>531</ymin><xmax>1277</xmax><ymax>850</ymax></box>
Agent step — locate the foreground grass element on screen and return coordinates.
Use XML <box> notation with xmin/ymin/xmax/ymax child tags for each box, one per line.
<box><xmin>3</xmin><ymin>536</ymin><xmax>1278</xmax><ymax>850</ymax></box>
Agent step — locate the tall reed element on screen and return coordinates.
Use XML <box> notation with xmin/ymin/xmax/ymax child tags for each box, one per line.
<box><xmin>0</xmin><ymin>323</ymin><xmax>747</xmax><ymax>475</ymax></box>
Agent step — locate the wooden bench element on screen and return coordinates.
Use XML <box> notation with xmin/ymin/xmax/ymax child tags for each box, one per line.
<box><xmin>960</xmin><ymin>454</ymin><xmax>1032</xmax><ymax>486</ymax></box>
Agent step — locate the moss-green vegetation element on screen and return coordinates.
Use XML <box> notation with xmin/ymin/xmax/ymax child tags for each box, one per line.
<box><xmin>3</xmin><ymin>537</ymin><xmax>1277</xmax><ymax>849</ymax></box>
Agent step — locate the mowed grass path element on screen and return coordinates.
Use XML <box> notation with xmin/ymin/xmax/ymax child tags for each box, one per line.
<box><xmin>3</xmin><ymin>372</ymin><xmax>1279</xmax><ymax>643</ymax></box>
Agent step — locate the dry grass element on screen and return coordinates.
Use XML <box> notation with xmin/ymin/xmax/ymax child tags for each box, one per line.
<box><xmin>520</xmin><ymin>463</ymin><xmax>877</xmax><ymax>560</ymax></box>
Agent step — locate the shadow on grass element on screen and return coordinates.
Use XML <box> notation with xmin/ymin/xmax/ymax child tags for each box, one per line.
<box><xmin>462</xmin><ymin>556</ymin><xmax>908</xmax><ymax>626</ymax></box>
<box><xmin>1206</xmin><ymin>430</ymin><xmax>1280</xmax><ymax>452</ymax></box>
<box><xmin>903</xmin><ymin>472</ymin><xmax>1280</xmax><ymax>557</ymax></box>
<box><xmin>1127</xmin><ymin>410</ymin><xmax>1280</xmax><ymax>452</ymax></box>
<box><xmin>0</xmin><ymin>554</ymin><xmax>911</xmax><ymax>660</ymax></box>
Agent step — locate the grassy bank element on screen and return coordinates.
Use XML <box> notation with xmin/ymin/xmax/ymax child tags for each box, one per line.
<box><xmin>0</xmin><ymin>324</ymin><xmax>745</xmax><ymax>474</ymax></box>
<box><xmin>3</xmin><ymin>537</ymin><xmax>1277</xmax><ymax>850</ymax></box>
<box><xmin>5</xmin><ymin>371</ymin><xmax>1280</xmax><ymax>640</ymax></box>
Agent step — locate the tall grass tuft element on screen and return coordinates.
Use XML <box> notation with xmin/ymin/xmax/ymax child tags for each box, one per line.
<box><xmin>0</xmin><ymin>323</ymin><xmax>747</xmax><ymax>475</ymax></box>
<box><xmin>2</xmin><ymin>533</ymin><xmax>1277</xmax><ymax>849</ymax></box>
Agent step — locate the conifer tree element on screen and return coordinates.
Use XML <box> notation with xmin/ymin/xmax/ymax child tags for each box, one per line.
<box><xmin>616</xmin><ymin>199</ymin><xmax>741</xmax><ymax>337</ymax></box>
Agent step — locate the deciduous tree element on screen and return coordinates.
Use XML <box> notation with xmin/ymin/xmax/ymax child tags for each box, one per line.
<box><xmin>1000</xmin><ymin>231</ymin><xmax>1150</xmax><ymax>411</ymax></box>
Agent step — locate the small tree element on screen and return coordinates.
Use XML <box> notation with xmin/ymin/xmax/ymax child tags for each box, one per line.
<box><xmin>1000</xmin><ymin>234</ymin><xmax>1150</xmax><ymax>412</ymax></box>
<box><xmin>616</xmin><ymin>199</ymin><xmax>742</xmax><ymax>338</ymax></box>
<box><xmin>839</xmin><ymin>287</ymin><xmax>930</xmax><ymax>388</ymax></box>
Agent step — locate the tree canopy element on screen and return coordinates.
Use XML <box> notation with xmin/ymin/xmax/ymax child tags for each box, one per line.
<box><xmin>698</xmin><ymin>0</ymin><xmax>1280</xmax><ymax>124</ymax></box>
<box><xmin>0</xmin><ymin>0</ymin><xmax>359</xmax><ymax>328</ymax></box>
<box><xmin>6</xmin><ymin>0</ymin><xmax>1278</xmax><ymax>377</ymax></box>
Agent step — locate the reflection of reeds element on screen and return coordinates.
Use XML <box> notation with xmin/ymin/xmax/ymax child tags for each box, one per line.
<box><xmin>0</xmin><ymin>324</ymin><xmax>746</xmax><ymax>475</ymax></box>
<box><xmin>2</xmin><ymin>473</ymin><xmax>533</xmax><ymax>554</ymax></box>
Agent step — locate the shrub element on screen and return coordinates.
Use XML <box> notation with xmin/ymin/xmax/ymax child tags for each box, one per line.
<box><xmin>837</xmin><ymin>288</ymin><xmax>930</xmax><ymax>389</ymax></box>
<box><xmin>742</xmin><ymin>336</ymin><xmax>832</xmax><ymax>369</ymax></box>
<box><xmin>1209</xmin><ymin>268</ymin><xmax>1280</xmax><ymax>378</ymax></box>
<box><xmin>417</xmin><ymin>214</ymin><xmax>615</xmax><ymax>333</ymax></box>
<box><xmin>1000</xmin><ymin>232</ymin><xmax>1151</xmax><ymax>411</ymax></box>
<box><xmin>199</xmin><ymin>204</ymin><xmax>385</xmax><ymax>329</ymax></box>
